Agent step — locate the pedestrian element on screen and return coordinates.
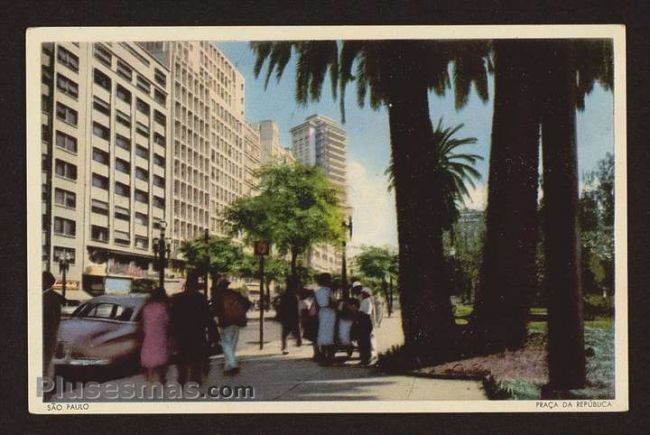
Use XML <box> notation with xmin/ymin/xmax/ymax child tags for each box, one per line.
<box><xmin>299</xmin><ymin>287</ymin><xmax>320</xmax><ymax>360</ymax></box>
<box><xmin>336</xmin><ymin>297</ymin><xmax>355</xmax><ymax>357</ymax></box>
<box><xmin>170</xmin><ymin>270</ymin><xmax>218</xmax><ymax>385</ymax></box>
<box><xmin>278</xmin><ymin>277</ymin><xmax>302</xmax><ymax>355</ymax></box>
<box><xmin>213</xmin><ymin>278</ymin><xmax>252</xmax><ymax>376</ymax></box>
<box><xmin>42</xmin><ymin>271</ymin><xmax>64</xmax><ymax>380</ymax></box>
<box><xmin>359</xmin><ymin>287</ymin><xmax>378</xmax><ymax>364</ymax></box>
<box><xmin>314</xmin><ymin>273</ymin><xmax>336</xmax><ymax>364</ymax></box>
<box><xmin>140</xmin><ymin>287</ymin><xmax>171</xmax><ymax>384</ymax></box>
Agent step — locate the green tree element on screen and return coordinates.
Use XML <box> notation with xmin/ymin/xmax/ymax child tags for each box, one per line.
<box><xmin>179</xmin><ymin>236</ymin><xmax>244</xmax><ymax>286</ymax></box>
<box><xmin>251</xmin><ymin>40</ymin><xmax>490</xmax><ymax>353</ymax></box>
<box><xmin>386</xmin><ymin>119</ymin><xmax>483</xmax><ymax>232</ymax></box>
<box><xmin>225</xmin><ymin>162</ymin><xmax>345</xmax><ymax>294</ymax></box>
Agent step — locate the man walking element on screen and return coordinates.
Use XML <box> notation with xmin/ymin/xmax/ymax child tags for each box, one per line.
<box><xmin>213</xmin><ymin>278</ymin><xmax>251</xmax><ymax>376</ymax></box>
<box><xmin>171</xmin><ymin>270</ymin><xmax>218</xmax><ymax>385</ymax></box>
<box><xmin>278</xmin><ymin>277</ymin><xmax>302</xmax><ymax>355</ymax></box>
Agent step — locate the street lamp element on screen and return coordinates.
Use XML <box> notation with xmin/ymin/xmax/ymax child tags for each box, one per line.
<box><xmin>341</xmin><ymin>215</ymin><xmax>353</xmax><ymax>299</ymax></box>
<box><xmin>153</xmin><ymin>221</ymin><xmax>171</xmax><ymax>288</ymax></box>
<box><xmin>58</xmin><ymin>251</ymin><xmax>71</xmax><ymax>300</ymax></box>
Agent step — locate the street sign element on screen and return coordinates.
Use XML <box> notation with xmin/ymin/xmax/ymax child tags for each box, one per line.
<box><xmin>254</xmin><ymin>240</ymin><xmax>270</xmax><ymax>256</ymax></box>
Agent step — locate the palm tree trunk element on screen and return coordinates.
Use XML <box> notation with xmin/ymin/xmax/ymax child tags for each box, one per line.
<box><xmin>385</xmin><ymin>42</ymin><xmax>456</xmax><ymax>354</ymax></box>
<box><xmin>541</xmin><ymin>42</ymin><xmax>586</xmax><ymax>390</ymax></box>
<box><xmin>472</xmin><ymin>40</ymin><xmax>541</xmax><ymax>350</ymax></box>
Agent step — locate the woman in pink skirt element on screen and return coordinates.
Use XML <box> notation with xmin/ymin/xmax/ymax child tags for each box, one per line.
<box><xmin>140</xmin><ymin>287</ymin><xmax>171</xmax><ymax>383</ymax></box>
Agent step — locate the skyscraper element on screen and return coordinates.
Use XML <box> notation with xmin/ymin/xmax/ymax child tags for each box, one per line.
<box><xmin>141</xmin><ymin>42</ymin><xmax>260</xmax><ymax>264</ymax></box>
<box><xmin>291</xmin><ymin>114</ymin><xmax>350</xmax><ymax>273</ymax></box>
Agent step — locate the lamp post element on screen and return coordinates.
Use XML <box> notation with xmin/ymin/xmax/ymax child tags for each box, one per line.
<box><xmin>153</xmin><ymin>221</ymin><xmax>170</xmax><ymax>288</ymax></box>
<box><xmin>58</xmin><ymin>252</ymin><xmax>71</xmax><ymax>300</ymax></box>
<box><xmin>341</xmin><ymin>215</ymin><xmax>353</xmax><ymax>299</ymax></box>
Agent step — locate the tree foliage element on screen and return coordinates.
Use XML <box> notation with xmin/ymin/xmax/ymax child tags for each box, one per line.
<box><xmin>386</xmin><ymin>119</ymin><xmax>483</xmax><ymax>231</ymax></box>
<box><xmin>224</xmin><ymin>162</ymin><xmax>345</xmax><ymax>285</ymax></box>
<box><xmin>179</xmin><ymin>236</ymin><xmax>243</xmax><ymax>277</ymax></box>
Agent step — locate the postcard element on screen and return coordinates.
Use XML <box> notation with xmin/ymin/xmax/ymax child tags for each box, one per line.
<box><xmin>26</xmin><ymin>25</ymin><xmax>627</xmax><ymax>413</ymax></box>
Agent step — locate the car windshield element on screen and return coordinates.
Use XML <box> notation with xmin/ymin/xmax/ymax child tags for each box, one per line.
<box><xmin>71</xmin><ymin>302</ymin><xmax>134</xmax><ymax>321</ymax></box>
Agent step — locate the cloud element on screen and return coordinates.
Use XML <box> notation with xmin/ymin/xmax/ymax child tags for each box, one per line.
<box><xmin>346</xmin><ymin>161</ymin><xmax>398</xmax><ymax>250</ymax></box>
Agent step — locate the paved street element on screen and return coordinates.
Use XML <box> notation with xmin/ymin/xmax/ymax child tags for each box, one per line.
<box><xmin>57</xmin><ymin>312</ymin><xmax>486</xmax><ymax>401</ymax></box>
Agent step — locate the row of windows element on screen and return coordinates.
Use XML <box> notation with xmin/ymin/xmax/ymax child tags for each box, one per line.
<box><xmin>91</xmin><ymin>223</ymin><xmax>150</xmax><ymax>249</ymax></box>
<box><xmin>91</xmin><ymin>199</ymin><xmax>150</xmax><ymax>225</ymax></box>
<box><xmin>90</xmin><ymin>173</ymin><xmax>164</xmax><ymax>207</ymax></box>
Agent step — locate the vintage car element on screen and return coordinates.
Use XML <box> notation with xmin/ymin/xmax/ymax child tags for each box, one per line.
<box><xmin>53</xmin><ymin>294</ymin><xmax>147</xmax><ymax>369</ymax></box>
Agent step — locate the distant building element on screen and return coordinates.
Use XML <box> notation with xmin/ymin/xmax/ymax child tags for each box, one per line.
<box><xmin>41</xmin><ymin>42</ymin><xmax>172</xmax><ymax>294</ymax></box>
<box><xmin>252</xmin><ymin>120</ymin><xmax>294</xmax><ymax>165</ymax></box>
<box><xmin>290</xmin><ymin>114</ymin><xmax>350</xmax><ymax>274</ymax></box>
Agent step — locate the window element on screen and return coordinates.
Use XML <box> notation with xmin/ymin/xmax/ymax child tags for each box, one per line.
<box><xmin>153</xmin><ymin>110</ymin><xmax>166</xmax><ymax>125</ymax></box>
<box><xmin>134</xmin><ymin>189</ymin><xmax>148</xmax><ymax>204</ymax></box>
<box><xmin>135</xmin><ymin>236</ymin><xmax>149</xmax><ymax>249</ymax></box>
<box><xmin>136</xmin><ymin>98</ymin><xmax>150</xmax><ymax>115</ymax></box>
<box><xmin>115</xmin><ymin>181</ymin><xmax>130</xmax><ymax>197</ymax></box>
<box><xmin>56</xmin><ymin>74</ymin><xmax>78</xmax><ymax>98</ymax></box>
<box><xmin>93</xmin><ymin>68</ymin><xmax>111</xmax><ymax>91</ymax></box>
<box><xmin>54</xmin><ymin>188</ymin><xmax>76</xmax><ymax>208</ymax></box>
<box><xmin>153</xmin><ymin>174</ymin><xmax>165</xmax><ymax>188</ymax></box>
<box><xmin>135</xmin><ymin>167</ymin><xmax>149</xmax><ymax>181</ymax></box>
<box><xmin>135</xmin><ymin>145</ymin><xmax>149</xmax><ymax>159</ymax></box>
<box><xmin>93</xmin><ymin>122</ymin><xmax>110</xmax><ymax>140</ymax></box>
<box><xmin>136</xmin><ymin>76</ymin><xmax>150</xmax><ymax>93</ymax></box>
<box><xmin>91</xmin><ymin>199</ymin><xmax>108</xmax><ymax>215</ymax></box>
<box><xmin>153</xmin><ymin>196</ymin><xmax>165</xmax><ymax>209</ymax></box>
<box><xmin>154</xmin><ymin>69</ymin><xmax>166</xmax><ymax>87</ymax></box>
<box><xmin>54</xmin><ymin>217</ymin><xmax>76</xmax><ymax>236</ymax></box>
<box><xmin>136</xmin><ymin>122</ymin><xmax>149</xmax><ymax>137</ymax></box>
<box><xmin>116</xmin><ymin>85</ymin><xmax>131</xmax><ymax>103</ymax></box>
<box><xmin>93</xmin><ymin>96</ymin><xmax>110</xmax><ymax>115</ymax></box>
<box><xmin>114</xmin><ymin>205</ymin><xmax>130</xmax><ymax>221</ymax></box>
<box><xmin>56</xmin><ymin>103</ymin><xmax>78</xmax><ymax>125</ymax></box>
<box><xmin>57</xmin><ymin>46</ymin><xmax>79</xmax><ymax>71</ymax></box>
<box><xmin>116</xmin><ymin>61</ymin><xmax>132</xmax><ymax>80</ymax></box>
<box><xmin>92</xmin><ymin>173</ymin><xmax>109</xmax><ymax>189</ymax></box>
<box><xmin>115</xmin><ymin>134</ymin><xmax>131</xmax><ymax>151</ymax></box>
<box><xmin>153</xmin><ymin>154</ymin><xmax>165</xmax><ymax>167</ymax></box>
<box><xmin>115</xmin><ymin>158</ymin><xmax>130</xmax><ymax>174</ymax></box>
<box><xmin>135</xmin><ymin>212</ymin><xmax>148</xmax><ymax>226</ymax></box>
<box><xmin>91</xmin><ymin>225</ymin><xmax>109</xmax><ymax>242</ymax></box>
<box><xmin>153</xmin><ymin>133</ymin><xmax>166</xmax><ymax>146</ymax></box>
<box><xmin>55</xmin><ymin>131</ymin><xmax>77</xmax><ymax>153</ymax></box>
<box><xmin>92</xmin><ymin>147</ymin><xmax>109</xmax><ymax>164</ymax></box>
<box><xmin>55</xmin><ymin>160</ymin><xmax>77</xmax><ymax>180</ymax></box>
<box><xmin>154</xmin><ymin>89</ymin><xmax>166</xmax><ymax>105</ymax></box>
<box><xmin>116</xmin><ymin>110</ymin><xmax>131</xmax><ymax>127</ymax></box>
<box><xmin>53</xmin><ymin>247</ymin><xmax>75</xmax><ymax>264</ymax></box>
<box><xmin>114</xmin><ymin>230</ymin><xmax>130</xmax><ymax>246</ymax></box>
<box><xmin>93</xmin><ymin>44</ymin><xmax>112</xmax><ymax>67</ymax></box>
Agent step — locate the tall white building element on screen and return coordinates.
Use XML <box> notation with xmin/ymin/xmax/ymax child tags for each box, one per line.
<box><xmin>290</xmin><ymin>114</ymin><xmax>350</xmax><ymax>273</ymax></box>
<box><xmin>141</xmin><ymin>42</ymin><xmax>259</xmax><ymax>263</ymax></box>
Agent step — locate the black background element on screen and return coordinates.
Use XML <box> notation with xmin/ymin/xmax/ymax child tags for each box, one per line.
<box><xmin>1</xmin><ymin>0</ymin><xmax>648</xmax><ymax>433</ymax></box>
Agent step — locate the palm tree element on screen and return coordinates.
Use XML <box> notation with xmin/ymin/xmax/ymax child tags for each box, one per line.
<box><xmin>471</xmin><ymin>40</ymin><xmax>544</xmax><ymax>351</ymax></box>
<box><xmin>472</xmin><ymin>39</ymin><xmax>612</xmax><ymax>389</ymax></box>
<box><xmin>251</xmin><ymin>40</ymin><xmax>491</xmax><ymax>353</ymax></box>
<box><xmin>386</xmin><ymin>119</ymin><xmax>484</xmax><ymax>232</ymax></box>
<box><xmin>539</xmin><ymin>39</ymin><xmax>612</xmax><ymax>391</ymax></box>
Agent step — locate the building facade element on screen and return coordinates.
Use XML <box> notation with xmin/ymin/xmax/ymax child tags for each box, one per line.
<box><xmin>141</xmin><ymin>42</ymin><xmax>254</xmax><ymax>261</ymax></box>
<box><xmin>290</xmin><ymin>114</ymin><xmax>350</xmax><ymax>273</ymax></box>
<box><xmin>41</xmin><ymin>42</ymin><xmax>172</xmax><ymax>294</ymax></box>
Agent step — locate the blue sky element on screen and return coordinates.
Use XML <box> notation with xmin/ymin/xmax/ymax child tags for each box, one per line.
<box><xmin>217</xmin><ymin>41</ymin><xmax>614</xmax><ymax>249</ymax></box>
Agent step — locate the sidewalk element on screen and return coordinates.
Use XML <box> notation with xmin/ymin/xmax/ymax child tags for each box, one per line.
<box><xmin>58</xmin><ymin>312</ymin><xmax>487</xmax><ymax>401</ymax></box>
